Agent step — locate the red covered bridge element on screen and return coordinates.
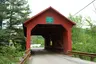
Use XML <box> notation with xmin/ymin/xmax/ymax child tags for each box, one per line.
<box><xmin>23</xmin><ymin>7</ymin><xmax>75</xmax><ymax>54</ymax></box>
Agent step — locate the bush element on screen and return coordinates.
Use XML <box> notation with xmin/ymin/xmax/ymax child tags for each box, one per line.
<box><xmin>0</xmin><ymin>44</ymin><xmax>24</xmax><ymax>64</ymax></box>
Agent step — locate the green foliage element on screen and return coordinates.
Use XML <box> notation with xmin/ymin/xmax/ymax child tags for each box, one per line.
<box><xmin>69</xmin><ymin>14</ymin><xmax>96</xmax><ymax>53</ymax></box>
<box><xmin>72</xmin><ymin>27</ymin><xmax>96</xmax><ymax>53</ymax></box>
<box><xmin>69</xmin><ymin>14</ymin><xmax>83</xmax><ymax>27</ymax></box>
<box><xmin>0</xmin><ymin>0</ymin><xmax>30</xmax><ymax>49</ymax></box>
<box><xmin>69</xmin><ymin>14</ymin><xmax>96</xmax><ymax>61</ymax></box>
<box><xmin>32</xmin><ymin>36</ymin><xmax>44</xmax><ymax>47</ymax></box>
<box><xmin>0</xmin><ymin>29</ymin><xmax>10</xmax><ymax>44</ymax></box>
<box><xmin>0</xmin><ymin>0</ymin><xmax>7</xmax><ymax>29</ymax></box>
<box><xmin>0</xmin><ymin>45</ymin><xmax>24</xmax><ymax>64</ymax></box>
<box><xmin>0</xmin><ymin>0</ymin><xmax>30</xmax><ymax>63</ymax></box>
<box><xmin>6</xmin><ymin>0</ymin><xmax>30</xmax><ymax>28</ymax></box>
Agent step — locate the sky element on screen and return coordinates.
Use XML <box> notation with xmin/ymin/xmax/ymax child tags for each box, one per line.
<box><xmin>28</xmin><ymin>0</ymin><xmax>96</xmax><ymax>22</ymax></box>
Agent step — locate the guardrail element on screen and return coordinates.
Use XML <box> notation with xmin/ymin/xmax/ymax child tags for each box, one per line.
<box><xmin>19</xmin><ymin>49</ymin><xmax>31</xmax><ymax>64</ymax></box>
<box><xmin>67</xmin><ymin>51</ymin><xmax>96</xmax><ymax>61</ymax></box>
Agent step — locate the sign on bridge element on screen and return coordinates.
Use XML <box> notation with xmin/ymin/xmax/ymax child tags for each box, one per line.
<box><xmin>46</xmin><ymin>17</ymin><xmax>54</xmax><ymax>23</ymax></box>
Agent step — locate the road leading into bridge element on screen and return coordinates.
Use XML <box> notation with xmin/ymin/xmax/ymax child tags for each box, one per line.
<box><xmin>28</xmin><ymin>48</ymin><xmax>96</xmax><ymax>64</ymax></box>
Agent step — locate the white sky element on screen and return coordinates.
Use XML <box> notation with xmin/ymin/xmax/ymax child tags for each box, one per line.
<box><xmin>28</xmin><ymin>0</ymin><xmax>96</xmax><ymax>21</ymax></box>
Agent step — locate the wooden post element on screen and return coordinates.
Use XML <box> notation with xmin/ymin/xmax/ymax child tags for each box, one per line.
<box><xmin>63</xmin><ymin>29</ymin><xmax>72</xmax><ymax>54</ymax></box>
<box><xmin>90</xmin><ymin>57</ymin><xmax>94</xmax><ymax>61</ymax></box>
<box><xmin>26</xmin><ymin>28</ymin><xmax>31</xmax><ymax>50</ymax></box>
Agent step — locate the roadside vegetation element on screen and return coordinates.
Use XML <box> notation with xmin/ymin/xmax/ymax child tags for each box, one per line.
<box><xmin>0</xmin><ymin>0</ymin><xmax>30</xmax><ymax>64</ymax></box>
<box><xmin>0</xmin><ymin>44</ymin><xmax>24</xmax><ymax>64</ymax></box>
<box><xmin>69</xmin><ymin>14</ymin><xmax>96</xmax><ymax>61</ymax></box>
<box><xmin>69</xmin><ymin>14</ymin><xmax>96</xmax><ymax>53</ymax></box>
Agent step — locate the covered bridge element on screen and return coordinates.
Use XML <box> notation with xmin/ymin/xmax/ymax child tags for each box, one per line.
<box><xmin>23</xmin><ymin>7</ymin><xmax>75</xmax><ymax>54</ymax></box>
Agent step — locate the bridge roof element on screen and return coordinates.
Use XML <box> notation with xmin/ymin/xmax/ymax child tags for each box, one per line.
<box><xmin>24</xmin><ymin>7</ymin><xmax>76</xmax><ymax>25</ymax></box>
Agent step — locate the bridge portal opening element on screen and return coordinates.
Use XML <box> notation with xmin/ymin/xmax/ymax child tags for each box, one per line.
<box><xmin>31</xmin><ymin>24</ymin><xmax>66</xmax><ymax>52</ymax></box>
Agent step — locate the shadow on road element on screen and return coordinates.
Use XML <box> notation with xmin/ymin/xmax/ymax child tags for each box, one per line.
<box><xmin>30</xmin><ymin>48</ymin><xmax>63</xmax><ymax>55</ymax></box>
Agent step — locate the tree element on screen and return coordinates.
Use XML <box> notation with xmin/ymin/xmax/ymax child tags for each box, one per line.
<box><xmin>69</xmin><ymin>14</ymin><xmax>96</xmax><ymax>53</ymax></box>
<box><xmin>0</xmin><ymin>0</ymin><xmax>7</xmax><ymax>29</ymax></box>
<box><xmin>5</xmin><ymin>0</ymin><xmax>30</xmax><ymax>50</ymax></box>
<box><xmin>6</xmin><ymin>0</ymin><xmax>30</xmax><ymax>29</ymax></box>
<box><xmin>85</xmin><ymin>17</ymin><xmax>96</xmax><ymax>43</ymax></box>
<box><xmin>0</xmin><ymin>0</ymin><xmax>30</xmax><ymax>50</ymax></box>
<box><xmin>68</xmin><ymin>14</ymin><xmax>83</xmax><ymax>28</ymax></box>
